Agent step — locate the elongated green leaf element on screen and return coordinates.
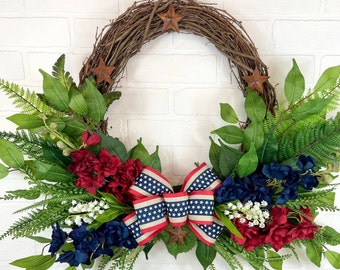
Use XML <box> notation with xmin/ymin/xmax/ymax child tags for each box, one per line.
<box><xmin>99</xmin><ymin>133</ymin><xmax>128</xmax><ymax>162</ymax></box>
<box><xmin>245</xmin><ymin>89</ymin><xmax>266</xmax><ymax>122</ymax></box>
<box><xmin>243</xmin><ymin>121</ymin><xmax>264</xmax><ymax>151</ymax></box>
<box><xmin>209</xmin><ymin>137</ymin><xmax>221</xmax><ymax>175</ymax></box>
<box><xmin>129</xmin><ymin>139</ymin><xmax>151</xmax><ymax>165</ymax></box>
<box><xmin>220</xmin><ymin>103</ymin><xmax>239</xmax><ymax>123</ymax></box>
<box><xmin>325</xmin><ymin>250</ymin><xmax>340</xmax><ymax>269</ymax></box>
<box><xmin>292</xmin><ymin>97</ymin><xmax>334</xmax><ymax>121</ymax></box>
<box><xmin>284</xmin><ymin>59</ymin><xmax>305</xmax><ymax>104</ymax></box>
<box><xmin>63</xmin><ymin>119</ymin><xmax>86</xmax><ymax>137</ymax></box>
<box><xmin>69</xmin><ymin>87</ymin><xmax>88</xmax><ymax>115</ymax></box>
<box><xmin>0</xmin><ymin>163</ymin><xmax>9</xmax><ymax>179</ymax></box>
<box><xmin>27</xmin><ymin>236</ymin><xmax>52</xmax><ymax>244</ymax></box>
<box><xmin>215</xmin><ymin>207</ymin><xmax>242</xmax><ymax>238</ymax></box>
<box><xmin>314</xmin><ymin>65</ymin><xmax>340</xmax><ymax>92</ymax></box>
<box><xmin>321</xmin><ymin>226</ymin><xmax>340</xmax><ymax>246</ymax></box>
<box><xmin>7</xmin><ymin>114</ymin><xmax>44</xmax><ymax>130</ymax></box>
<box><xmin>236</xmin><ymin>143</ymin><xmax>258</xmax><ymax>177</ymax></box>
<box><xmin>24</xmin><ymin>160</ymin><xmax>74</xmax><ymax>183</ymax></box>
<box><xmin>257</xmin><ymin>129</ymin><xmax>278</xmax><ymax>163</ymax></box>
<box><xmin>0</xmin><ymin>139</ymin><xmax>25</xmax><ymax>168</ymax></box>
<box><xmin>10</xmin><ymin>255</ymin><xmax>55</xmax><ymax>270</ymax></box>
<box><xmin>211</xmin><ymin>125</ymin><xmax>244</xmax><ymax>144</ymax></box>
<box><xmin>83</xmin><ymin>79</ymin><xmax>106</xmax><ymax>124</ymax></box>
<box><xmin>218</xmin><ymin>141</ymin><xmax>242</xmax><ymax>177</ymax></box>
<box><xmin>267</xmin><ymin>250</ymin><xmax>283</xmax><ymax>270</ymax></box>
<box><xmin>87</xmin><ymin>208</ymin><xmax>123</xmax><ymax>229</ymax></box>
<box><xmin>305</xmin><ymin>240</ymin><xmax>322</xmax><ymax>267</ymax></box>
<box><xmin>40</xmin><ymin>69</ymin><xmax>69</xmax><ymax>111</ymax></box>
<box><xmin>149</xmin><ymin>146</ymin><xmax>162</xmax><ymax>172</ymax></box>
<box><xmin>196</xmin><ymin>241</ymin><xmax>216</xmax><ymax>270</ymax></box>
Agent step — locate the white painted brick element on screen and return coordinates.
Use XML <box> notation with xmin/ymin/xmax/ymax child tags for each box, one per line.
<box><xmin>0</xmin><ymin>51</ymin><xmax>24</xmax><ymax>80</ymax></box>
<box><xmin>108</xmin><ymin>88</ymin><xmax>169</xmax><ymax>115</ymax></box>
<box><xmin>74</xmin><ymin>19</ymin><xmax>110</xmax><ymax>48</ymax></box>
<box><xmin>0</xmin><ymin>238</ymin><xmax>37</xmax><ymax>261</ymax></box>
<box><xmin>225</xmin><ymin>0</ymin><xmax>320</xmax><ymax>16</ymax></box>
<box><xmin>273</xmin><ymin>20</ymin><xmax>340</xmax><ymax>50</ymax></box>
<box><xmin>321</xmin><ymin>55</ymin><xmax>340</xmax><ymax>73</ymax></box>
<box><xmin>0</xmin><ymin>0</ymin><xmax>23</xmax><ymax>13</ymax></box>
<box><xmin>126</xmin><ymin>54</ymin><xmax>217</xmax><ymax>83</ymax></box>
<box><xmin>324</xmin><ymin>0</ymin><xmax>340</xmax><ymax>14</ymax></box>
<box><xmin>242</xmin><ymin>20</ymin><xmax>269</xmax><ymax>52</ymax></box>
<box><xmin>0</xmin><ymin>18</ymin><xmax>70</xmax><ymax>47</ymax></box>
<box><xmin>24</xmin><ymin>0</ymin><xmax>118</xmax><ymax>14</ymax></box>
<box><xmin>173</xmin><ymin>33</ymin><xmax>217</xmax><ymax>51</ymax></box>
<box><xmin>141</xmin><ymin>34</ymin><xmax>172</xmax><ymax>51</ymax></box>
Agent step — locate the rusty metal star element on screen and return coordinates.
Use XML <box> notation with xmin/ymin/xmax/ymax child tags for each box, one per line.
<box><xmin>166</xmin><ymin>226</ymin><xmax>189</xmax><ymax>245</ymax></box>
<box><xmin>242</xmin><ymin>66</ymin><xmax>269</xmax><ymax>94</ymax></box>
<box><xmin>157</xmin><ymin>5</ymin><xmax>184</xmax><ymax>33</ymax></box>
<box><xmin>90</xmin><ymin>57</ymin><xmax>115</xmax><ymax>84</ymax></box>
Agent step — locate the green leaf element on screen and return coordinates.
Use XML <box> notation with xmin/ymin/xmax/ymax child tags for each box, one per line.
<box><xmin>292</xmin><ymin>97</ymin><xmax>334</xmax><ymax>121</ymax></box>
<box><xmin>305</xmin><ymin>240</ymin><xmax>322</xmax><ymax>267</ymax></box>
<box><xmin>10</xmin><ymin>255</ymin><xmax>55</xmax><ymax>270</ymax></box>
<box><xmin>314</xmin><ymin>65</ymin><xmax>340</xmax><ymax>92</ymax></box>
<box><xmin>267</xmin><ymin>250</ymin><xmax>283</xmax><ymax>270</ymax></box>
<box><xmin>209</xmin><ymin>137</ymin><xmax>221</xmax><ymax>175</ymax></box>
<box><xmin>99</xmin><ymin>133</ymin><xmax>128</xmax><ymax>162</ymax></box>
<box><xmin>321</xmin><ymin>226</ymin><xmax>340</xmax><ymax>246</ymax></box>
<box><xmin>257</xmin><ymin>129</ymin><xmax>278</xmax><ymax>163</ymax></box>
<box><xmin>87</xmin><ymin>208</ymin><xmax>123</xmax><ymax>230</ymax></box>
<box><xmin>7</xmin><ymin>114</ymin><xmax>44</xmax><ymax>130</ymax></box>
<box><xmin>195</xmin><ymin>241</ymin><xmax>216</xmax><ymax>270</ymax></box>
<box><xmin>63</xmin><ymin>119</ymin><xmax>86</xmax><ymax>137</ymax></box>
<box><xmin>69</xmin><ymin>87</ymin><xmax>88</xmax><ymax>115</ymax></box>
<box><xmin>27</xmin><ymin>235</ymin><xmax>52</xmax><ymax>244</ymax></box>
<box><xmin>103</xmin><ymin>91</ymin><xmax>122</xmax><ymax>107</ymax></box>
<box><xmin>0</xmin><ymin>163</ymin><xmax>9</xmax><ymax>179</ymax></box>
<box><xmin>83</xmin><ymin>79</ymin><xmax>106</xmax><ymax>124</ymax></box>
<box><xmin>218</xmin><ymin>141</ymin><xmax>242</xmax><ymax>177</ymax></box>
<box><xmin>236</xmin><ymin>143</ymin><xmax>258</xmax><ymax>177</ymax></box>
<box><xmin>46</xmin><ymin>117</ymin><xmax>65</xmax><ymax>132</ymax></box>
<box><xmin>0</xmin><ymin>139</ymin><xmax>25</xmax><ymax>168</ymax></box>
<box><xmin>245</xmin><ymin>89</ymin><xmax>267</xmax><ymax>122</ymax></box>
<box><xmin>211</xmin><ymin>125</ymin><xmax>244</xmax><ymax>144</ymax></box>
<box><xmin>325</xmin><ymin>250</ymin><xmax>340</xmax><ymax>269</ymax></box>
<box><xmin>149</xmin><ymin>146</ymin><xmax>162</xmax><ymax>172</ymax></box>
<box><xmin>243</xmin><ymin>121</ymin><xmax>264</xmax><ymax>151</ymax></box>
<box><xmin>129</xmin><ymin>138</ymin><xmax>151</xmax><ymax>165</ymax></box>
<box><xmin>24</xmin><ymin>160</ymin><xmax>74</xmax><ymax>183</ymax></box>
<box><xmin>160</xmin><ymin>226</ymin><xmax>196</xmax><ymax>258</ymax></box>
<box><xmin>220</xmin><ymin>103</ymin><xmax>239</xmax><ymax>123</ymax></box>
<box><xmin>215</xmin><ymin>207</ymin><xmax>242</xmax><ymax>238</ymax></box>
<box><xmin>40</xmin><ymin>69</ymin><xmax>69</xmax><ymax>111</ymax></box>
<box><xmin>284</xmin><ymin>59</ymin><xmax>305</xmax><ymax>104</ymax></box>
<box><xmin>42</xmin><ymin>144</ymin><xmax>72</xmax><ymax>167</ymax></box>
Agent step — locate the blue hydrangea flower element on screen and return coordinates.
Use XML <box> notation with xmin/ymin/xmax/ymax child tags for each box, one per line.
<box><xmin>300</xmin><ymin>172</ymin><xmax>319</xmax><ymax>190</ymax></box>
<box><xmin>262</xmin><ymin>162</ymin><xmax>292</xmax><ymax>180</ymax></box>
<box><xmin>276</xmin><ymin>184</ymin><xmax>299</xmax><ymax>205</ymax></box>
<box><xmin>297</xmin><ymin>155</ymin><xmax>316</xmax><ymax>171</ymax></box>
<box><xmin>69</xmin><ymin>223</ymin><xmax>101</xmax><ymax>254</ymax></box>
<box><xmin>214</xmin><ymin>176</ymin><xmax>244</xmax><ymax>203</ymax></box>
<box><xmin>99</xmin><ymin>220</ymin><xmax>137</xmax><ymax>249</ymax></box>
<box><xmin>56</xmin><ymin>250</ymin><xmax>89</xmax><ymax>266</ymax></box>
<box><xmin>49</xmin><ymin>223</ymin><xmax>68</xmax><ymax>256</ymax></box>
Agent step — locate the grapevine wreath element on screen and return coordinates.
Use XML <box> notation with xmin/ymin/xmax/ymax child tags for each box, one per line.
<box><xmin>0</xmin><ymin>0</ymin><xmax>340</xmax><ymax>270</ymax></box>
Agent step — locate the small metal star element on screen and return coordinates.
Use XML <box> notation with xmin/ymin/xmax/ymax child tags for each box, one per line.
<box><xmin>90</xmin><ymin>57</ymin><xmax>115</xmax><ymax>84</ymax></box>
<box><xmin>158</xmin><ymin>5</ymin><xmax>184</xmax><ymax>33</ymax></box>
<box><xmin>242</xmin><ymin>66</ymin><xmax>269</xmax><ymax>94</ymax></box>
<box><xmin>166</xmin><ymin>226</ymin><xmax>189</xmax><ymax>245</ymax></box>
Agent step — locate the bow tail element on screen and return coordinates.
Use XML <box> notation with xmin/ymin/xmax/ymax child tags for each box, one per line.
<box><xmin>188</xmin><ymin>216</ymin><xmax>224</xmax><ymax>246</ymax></box>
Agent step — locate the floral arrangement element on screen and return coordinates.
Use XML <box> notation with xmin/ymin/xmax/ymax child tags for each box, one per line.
<box><xmin>0</xmin><ymin>1</ymin><xmax>340</xmax><ymax>270</ymax></box>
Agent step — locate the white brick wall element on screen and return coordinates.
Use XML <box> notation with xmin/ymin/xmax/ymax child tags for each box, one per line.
<box><xmin>0</xmin><ymin>0</ymin><xmax>339</xmax><ymax>269</ymax></box>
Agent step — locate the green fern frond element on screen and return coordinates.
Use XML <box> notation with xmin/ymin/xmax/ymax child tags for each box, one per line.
<box><xmin>0</xmin><ymin>79</ymin><xmax>56</xmax><ymax>114</ymax></box>
<box><xmin>275</xmin><ymin>113</ymin><xmax>340</xmax><ymax>165</ymax></box>
<box><xmin>0</xmin><ymin>203</ymin><xmax>70</xmax><ymax>240</ymax></box>
<box><xmin>51</xmin><ymin>54</ymin><xmax>74</xmax><ymax>90</ymax></box>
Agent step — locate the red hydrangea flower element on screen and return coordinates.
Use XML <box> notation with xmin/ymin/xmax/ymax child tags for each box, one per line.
<box><xmin>105</xmin><ymin>159</ymin><xmax>144</xmax><ymax>204</ymax></box>
<box><xmin>68</xmin><ymin>148</ymin><xmax>96</xmax><ymax>176</ymax></box>
<box><xmin>75</xmin><ymin>174</ymin><xmax>105</xmax><ymax>195</ymax></box>
<box><xmin>81</xmin><ymin>131</ymin><xmax>101</xmax><ymax>146</ymax></box>
<box><xmin>94</xmin><ymin>148</ymin><xmax>122</xmax><ymax>178</ymax></box>
<box><xmin>290</xmin><ymin>208</ymin><xmax>319</xmax><ymax>240</ymax></box>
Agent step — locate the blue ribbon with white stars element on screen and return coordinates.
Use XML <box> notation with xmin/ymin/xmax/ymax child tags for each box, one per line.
<box><xmin>123</xmin><ymin>162</ymin><xmax>224</xmax><ymax>246</ymax></box>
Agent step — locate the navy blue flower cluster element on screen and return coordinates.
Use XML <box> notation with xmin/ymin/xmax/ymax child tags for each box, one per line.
<box><xmin>215</xmin><ymin>155</ymin><xmax>319</xmax><ymax>206</ymax></box>
<box><xmin>49</xmin><ymin>221</ymin><xmax>137</xmax><ymax>266</ymax></box>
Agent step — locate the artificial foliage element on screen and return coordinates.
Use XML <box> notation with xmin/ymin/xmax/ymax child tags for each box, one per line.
<box><xmin>0</xmin><ymin>1</ymin><xmax>340</xmax><ymax>270</ymax></box>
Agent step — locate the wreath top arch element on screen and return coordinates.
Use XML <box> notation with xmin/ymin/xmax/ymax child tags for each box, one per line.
<box><xmin>0</xmin><ymin>1</ymin><xmax>340</xmax><ymax>270</ymax></box>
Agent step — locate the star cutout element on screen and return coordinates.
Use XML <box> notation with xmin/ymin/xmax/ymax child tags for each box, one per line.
<box><xmin>90</xmin><ymin>57</ymin><xmax>115</xmax><ymax>84</ymax></box>
<box><xmin>166</xmin><ymin>226</ymin><xmax>189</xmax><ymax>245</ymax></box>
<box><xmin>157</xmin><ymin>5</ymin><xmax>184</xmax><ymax>33</ymax></box>
<box><xmin>242</xmin><ymin>66</ymin><xmax>269</xmax><ymax>94</ymax></box>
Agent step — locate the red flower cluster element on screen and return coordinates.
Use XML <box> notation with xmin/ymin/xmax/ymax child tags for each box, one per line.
<box><xmin>232</xmin><ymin>206</ymin><xmax>319</xmax><ymax>251</ymax></box>
<box><xmin>68</xmin><ymin>145</ymin><xmax>143</xmax><ymax>204</ymax></box>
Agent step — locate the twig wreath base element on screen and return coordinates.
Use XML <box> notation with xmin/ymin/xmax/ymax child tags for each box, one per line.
<box><xmin>0</xmin><ymin>0</ymin><xmax>340</xmax><ymax>270</ymax></box>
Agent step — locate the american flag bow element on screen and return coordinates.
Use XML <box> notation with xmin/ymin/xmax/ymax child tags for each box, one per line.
<box><xmin>123</xmin><ymin>162</ymin><xmax>224</xmax><ymax>246</ymax></box>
